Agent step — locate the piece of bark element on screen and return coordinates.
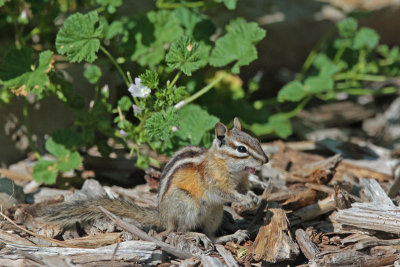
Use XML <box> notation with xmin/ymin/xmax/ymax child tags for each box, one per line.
<box><xmin>333</xmin><ymin>202</ymin><xmax>400</xmax><ymax>234</ymax></box>
<box><xmin>338</xmin><ymin>161</ymin><xmax>392</xmax><ymax>182</ymax></box>
<box><xmin>305</xmin><ymin>183</ymin><xmax>334</xmax><ymax>194</ymax></box>
<box><xmin>360</xmin><ymin>178</ymin><xmax>394</xmax><ymax>206</ymax></box>
<box><xmin>252</xmin><ymin>208</ymin><xmax>299</xmax><ymax>262</ymax></box>
<box><xmin>291</xmin><ymin>195</ymin><xmax>336</xmax><ymax>225</ymax></box>
<box><xmin>334</xmin><ymin>184</ymin><xmax>356</xmax><ymax>210</ymax></box>
<box><xmin>281</xmin><ymin>188</ymin><xmax>317</xmax><ymax>211</ymax></box>
<box><xmin>63</xmin><ymin>232</ymin><xmax>122</xmax><ymax>248</ymax></box>
<box><xmin>316</xmin><ymin>249</ymin><xmax>399</xmax><ymax>267</ymax></box>
<box><xmin>3</xmin><ymin>240</ymin><xmax>162</xmax><ymax>266</ymax></box>
<box><xmin>295</xmin><ymin>229</ymin><xmax>320</xmax><ymax>260</ymax></box>
<box><xmin>288</xmin><ymin>154</ymin><xmax>342</xmax><ymax>184</ymax></box>
<box><xmin>215</xmin><ymin>244</ymin><xmax>239</xmax><ymax>267</ymax></box>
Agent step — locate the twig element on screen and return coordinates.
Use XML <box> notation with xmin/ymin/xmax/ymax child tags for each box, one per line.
<box><xmin>98</xmin><ymin>206</ymin><xmax>196</xmax><ymax>259</ymax></box>
<box><xmin>248</xmin><ymin>183</ymin><xmax>272</xmax><ymax>234</ymax></box>
<box><xmin>0</xmin><ymin>210</ymin><xmax>81</xmax><ymax>248</ymax></box>
<box><xmin>388</xmin><ymin>163</ymin><xmax>400</xmax><ymax>198</ymax></box>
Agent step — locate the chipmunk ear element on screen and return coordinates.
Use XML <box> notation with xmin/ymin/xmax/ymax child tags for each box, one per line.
<box><xmin>233</xmin><ymin>117</ymin><xmax>242</xmax><ymax>131</ymax></box>
<box><xmin>215</xmin><ymin>122</ymin><xmax>228</xmax><ymax>147</ymax></box>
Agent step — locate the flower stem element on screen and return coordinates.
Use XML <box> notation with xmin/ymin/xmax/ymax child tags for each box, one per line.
<box><xmin>168</xmin><ymin>71</ymin><xmax>181</xmax><ymax>90</ymax></box>
<box><xmin>182</xmin><ymin>72</ymin><xmax>228</xmax><ymax>106</ymax></box>
<box><xmin>23</xmin><ymin>99</ymin><xmax>41</xmax><ymax>160</ymax></box>
<box><xmin>100</xmin><ymin>45</ymin><xmax>130</xmax><ymax>87</ymax></box>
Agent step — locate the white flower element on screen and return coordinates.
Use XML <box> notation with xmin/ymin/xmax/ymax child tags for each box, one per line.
<box><xmin>128</xmin><ymin>78</ymin><xmax>151</xmax><ymax>98</ymax></box>
<box><xmin>119</xmin><ymin>129</ymin><xmax>127</xmax><ymax>137</ymax></box>
<box><xmin>174</xmin><ymin>100</ymin><xmax>185</xmax><ymax>109</ymax></box>
<box><xmin>171</xmin><ymin>126</ymin><xmax>179</xmax><ymax>132</ymax></box>
<box><xmin>132</xmin><ymin>104</ymin><xmax>142</xmax><ymax>114</ymax></box>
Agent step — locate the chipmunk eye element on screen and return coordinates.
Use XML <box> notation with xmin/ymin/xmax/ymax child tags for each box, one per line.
<box><xmin>237</xmin><ymin>146</ymin><xmax>247</xmax><ymax>153</ymax></box>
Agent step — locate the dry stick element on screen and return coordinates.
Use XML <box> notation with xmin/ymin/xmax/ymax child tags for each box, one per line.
<box><xmin>0</xmin><ymin>210</ymin><xmax>81</xmax><ymax>248</ymax></box>
<box><xmin>247</xmin><ymin>183</ymin><xmax>272</xmax><ymax>234</ymax></box>
<box><xmin>98</xmin><ymin>206</ymin><xmax>195</xmax><ymax>259</ymax></box>
<box><xmin>388</xmin><ymin>163</ymin><xmax>400</xmax><ymax>198</ymax></box>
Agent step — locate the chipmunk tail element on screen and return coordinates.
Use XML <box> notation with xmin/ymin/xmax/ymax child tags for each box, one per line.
<box><xmin>34</xmin><ymin>198</ymin><xmax>162</xmax><ymax>230</ymax></box>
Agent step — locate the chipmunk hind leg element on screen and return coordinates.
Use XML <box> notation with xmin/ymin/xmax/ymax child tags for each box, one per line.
<box><xmin>159</xmin><ymin>188</ymin><xmax>201</xmax><ymax>233</ymax></box>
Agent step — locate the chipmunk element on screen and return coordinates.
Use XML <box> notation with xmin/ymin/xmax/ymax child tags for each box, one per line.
<box><xmin>34</xmin><ymin>118</ymin><xmax>268</xmax><ymax>246</ymax></box>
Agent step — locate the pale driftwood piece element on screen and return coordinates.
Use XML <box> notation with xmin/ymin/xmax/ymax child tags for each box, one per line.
<box><xmin>99</xmin><ymin>206</ymin><xmax>196</xmax><ymax>259</ymax></box>
<box><xmin>291</xmin><ymin>195</ymin><xmax>336</xmax><ymax>225</ymax></box>
<box><xmin>4</xmin><ymin>240</ymin><xmax>162</xmax><ymax>265</ymax></box>
<box><xmin>177</xmin><ymin>257</ymin><xmax>201</xmax><ymax>267</ymax></box>
<box><xmin>295</xmin><ymin>229</ymin><xmax>320</xmax><ymax>260</ymax></box>
<box><xmin>215</xmin><ymin>244</ymin><xmax>239</xmax><ymax>267</ymax></box>
<box><xmin>201</xmin><ymin>255</ymin><xmax>225</xmax><ymax>267</ymax></box>
<box><xmin>316</xmin><ymin>248</ymin><xmax>399</xmax><ymax>267</ymax></box>
<box><xmin>253</xmin><ymin>208</ymin><xmax>299</xmax><ymax>262</ymax></box>
<box><xmin>359</xmin><ymin>178</ymin><xmax>394</xmax><ymax>206</ymax></box>
<box><xmin>288</xmin><ymin>154</ymin><xmax>342</xmax><ymax>184</ymax></box>
<box><xmin>388</xmin><ymin>163</ymin><xmax>400</xmax><ymax>198</ymax></box>
<box><xmin>354</xmin><ymin>237</ymin><xmax>400</xmax><ymax>250</ymax></box>
<box><xmin>333</xmin><ymin>202</ymin><xmax>400</xmax><ymax>234</ymax></box>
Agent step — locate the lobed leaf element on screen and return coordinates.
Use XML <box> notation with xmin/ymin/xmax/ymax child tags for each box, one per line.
<box><xmin>84</xmin><ymin>64</ymin><xmax>102</xmax><ymax>84</ymax></box>
<box><xmin>166</xmin><ymin>36</ymin><xmax>203</xmax><ymax>76</ymax></box>
<box><xmin>145</xmin><ymin>107</ymin><xmax>179</xmax><ymax>140</ymax></box>
<box><xmin>277</xmin><ymin>81</ymin><xmax>306</xmax><ymax>102</ymax></box>
<box><xmin>210</xmin><ymin>18</ymin><xmax>266</xmax><ymax>74</ymax></box>
<box><xmin>32</xmin><ymin>160</ymin><xmax>58</xmax><ymax>185</ymax></box>
<box><xmin>56</xmin><ymin>11</ymin><xmax>103</xmax><ymax>63</ymax></box>
<box><xmin>174</xmin><ymin>104</ymin><xmax>219</xmax><ymax>145</ymax></box>
<box><xmin>353</xmin><ymin>28</ymin><xmax>380</xmax><ymax>50</ymax></box>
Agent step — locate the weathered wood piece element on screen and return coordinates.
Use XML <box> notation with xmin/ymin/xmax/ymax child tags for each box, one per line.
<box><xmin>253</xmin><ymin>208</ymin><xmax>299</xmax><ymax>262</ymax></box>
<box><xmin>215</xmin><ymin>244</ymin><xmax>239</xmax><ymax>267</ymax></box>
<box><xmin>288</xmin><ymin>154</ymin><xmax>342</xmax><ymax>184</ymax></box>
<box><xmin>201</xmin><ymin>255</ymin><xmax>225</xmax><ymax>267</ymax></box>
<box><xmin>3</xmin><ymin>240</ymin><xmax>162</xmax><ymax>266</ymax></box>
<box><xmin>388</xmin><ymin>163</ymin><xmax>400</xmax><ymax>198</ymax></box>
<box><xmin>333</xmin><ymin>202</ymin><xmax>400</xmax><ymax>234</ymax></box>
<box><xmin>291</xmin><ymin>195</ymin><xmax>336</xmax><ymax>225</ymax></box>
<box><xmin>359</xmin><ymin>178</ymin><xmax>394</xmax><ymax>206</ymax></box>
<box><xmin>315</xmin><ymin>245</ymin><xmax>400</xmax><ymax>267</ymax></box>
<box><xmin>295</xmin><ymin>229</ymin><xmax>320</xmax><ymax>260</ymax></box>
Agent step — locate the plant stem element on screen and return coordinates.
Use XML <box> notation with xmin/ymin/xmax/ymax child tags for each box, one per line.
<box><xmin>168</xmin><ymin>71</ymin><xmax>181</xmax><ymax>90</ymax></box>
<box><xmin>334</xmin><ymin>73</ymin><xmax>387</xmax><ymax>82</ymax></box>
<box><xmin>156</xmin><ymin>0</ymin><xmax>205</xmax><ymax>9</ymax></box>
<box><xmin>23</xmin><ymin>99</ymin><xmax>41</xmax><ymax>160</ymax></box>
<box><xmin>100</xmin><ymin>45</ymin><xmax>130</xmax><ymax>87</ymax></box>
<box><xmin>344</xmin><ymin>86</ymin><xmax>398</xmax><ymax>95</ymax></box>
<box><xmin>282</xmin><ymin>96</ymin><xmax>312</xmax><ymax>118</ymax></box>
<box><xmin>182</xmin><ymin>72</ymin><xmax>228</xmax><ymax>106</ymax></box>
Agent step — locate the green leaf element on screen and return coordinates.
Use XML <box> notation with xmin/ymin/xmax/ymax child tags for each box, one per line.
<box><xmin>337</xmin><ymin>18</ymin><xmax>357</xmax><ymax>38</ymax></box>
<box><xmin>45</xmin><ymin>137</ymin><xmax>82</xmax><ymax>172</ymax></box>
<box><xmin>0</xmin><ymin>50</ymin><xmax>54</xmax><ymax>96</ymax></box>
<box><xmin>104</xmin><ymin>20</ymin><xmax>124</xmax><ymax>40</ymax></box>
<box><xmin>84</xmin><ymin>64</ymin><xmax>102</xmax><ymax>84</ymax></box>
<box><xmin>313</xmin><ymin>54</ymin><xmax>341</xmax><ymax>76</ymax></box>
<box><xmin>277</xmin><ymin>81</ymin><xmax>306</xmax><ymax>102</ymax></box>
<box><xmin>145</xmin><ymin>107</ymin><xmax>179</xmax><ymax>140</ymax></box>
<box><xmin>268</xmin><ymin>114</ymin><xmax>292</xmax><ymax>139</ymax></box>
<box><xmin>57</xmin><ymin>151</ymin><xmax>82</xmax><ymax>172</ymax></box>
<box><xmin>52</xmin><ymin>128</ymin><xmax>84</xmax><ymax>150</ymax></box>
<box><xmin>304</xmin><ymin>75</ymin><xmax>334</xmax><ymax>94</ymax></box>
<box><xmin>166</xmin><ymin>36</ymin><xmax>203</xmax><ymax>76</ymax></box>
<box><xmin>210</xmin><ymin>18</ymin><xmax>266</xmax><ymax>74</ymax></box>
<box><xmin>215</xmin><ymin>0</ymin><xmax>237</xmax><ymax>9</ymax></box>
<box><xmin>139</xmin><ymin>70</ymin><xmax>159</xmax><ymax>89</ymax></box>
<box><xmin>118</xmin><ymin>96</ymin><xmax>133</xmax><ymax>111</ymax></box>
<box><xmin>0</xmin><ymin>47</ymin><xmax>32</xmax><ymax>81</ymax></box>
<box><xmin>174</xmin><ymin>104</ymin><xmax>219</xmax><ymax>145</ymax></box>
<box><xmin>96</xmin><ymin>0</ymin><xmax>122</xmax><ymax>13</ymax></box>
<box><xmin>353</xmin><ymin>27</ymin><xmax>379</xmax><ymax>50</ymax></box>
<box><xmin>56</xmin><ymin>11</ymin><xmax>103</xmax><ymax>63</ymax></box>
<box><xmin>32</xmin><ymin>160</ymin><xmax>58</xmax><ymax>185</ymax></box>
<box><xmin>131</xmin><ymin>10</ymin><xmax>184</xmax><ymax>67</ymax></box>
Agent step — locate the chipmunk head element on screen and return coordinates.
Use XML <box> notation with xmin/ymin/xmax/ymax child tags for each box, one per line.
<box><xmin>212</xmin><ymin>117</ymin><xmax>268</xmax><ymax>173</ymax></box>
